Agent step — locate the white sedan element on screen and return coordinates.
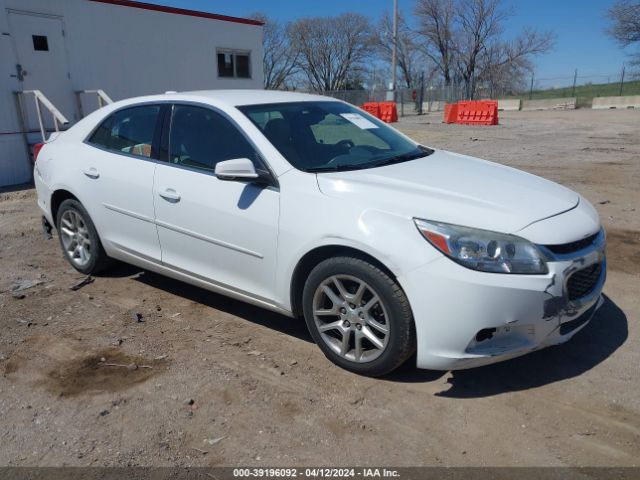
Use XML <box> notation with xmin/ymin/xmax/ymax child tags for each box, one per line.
<box><xmin>34</xmin><ymin>90</ymin><xmax>606</xmax><ymax>376</ymax></box>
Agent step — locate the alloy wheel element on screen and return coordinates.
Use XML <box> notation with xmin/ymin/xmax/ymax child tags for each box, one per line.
<box><xmin>59</xmin><ymin>210</ymin><xmax>92</xmax><ymax>268</ymax></box>
<box><xmin>312</xmin><ymin>275</ymin><xmax>390</xmax><ymax>363</ymax></box>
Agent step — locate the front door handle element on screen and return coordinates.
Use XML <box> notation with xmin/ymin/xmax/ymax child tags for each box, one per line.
<box><xmin>159</xmin><ymin>188</ymin><xmax>181</xmax><ymax>202</ymax></box>
<box><xmin>83</xmin><ymin>167</ymin><xmax>99</xmax><ymax>179</ymax></box>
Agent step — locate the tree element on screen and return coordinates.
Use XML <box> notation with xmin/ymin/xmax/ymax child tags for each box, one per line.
<box><xmin>455</xmin><ymin>0</ymin><xmax>507</xmax><ymax>98</ymax></box>
<box><xmin>251</xmin><ymin>13</ymin><xmax>299</xmax><ymax>90</ymax></box>
<box><xmin>374</xmin><ymin>11</ymin><xmax>433</xmax><ymax>88</ymax></box>
<box><xmin>484</xmin><ymin>29</ymin><xmax>554</xmax><ymax>90</ymax></box>
<box><xmin>415</xmin><ymin>0</ymin><xmax>553</xmax><ymax>98</ymax></box>
<box><xmin>456</xmin><ymin>1</ymin><xmax>554</xmax><ymax>98</ymax></box>
<box><xmin>607</xmin><ymin>1</ymin><xmax>640</xmax><ymax>67</ymax></box>
<box><xmin>363</xmin><ymin>65</ymin><xmax>390</xmax><ymax>92</ymax></box>
<box><xmin>414</xmin><ymin>0</ymin><xmax>456</xmax><ymax>86</ymax></box>
<box><xmin>289</xmin><ymin>13</ymin><xmax>374</xmax><ymax>91</ymax></box>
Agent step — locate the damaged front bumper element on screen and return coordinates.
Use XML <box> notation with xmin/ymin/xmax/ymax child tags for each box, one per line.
<box><xmin>401</xmin><ymin>229</ymin><xmax>606</xmax><ymax>371</ymax></box>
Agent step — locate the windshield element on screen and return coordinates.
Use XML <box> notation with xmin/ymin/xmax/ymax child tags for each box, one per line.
<box><xmin>238</xmin><ymin>101</ymin><xmax>433</xmax><ymax>172</ymax></box>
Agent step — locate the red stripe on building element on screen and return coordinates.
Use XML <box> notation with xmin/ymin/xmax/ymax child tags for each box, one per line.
<box><xmin>88</xmin><ymin>0</ymin><xmax>264</xmax><ymax>26</ymax></box>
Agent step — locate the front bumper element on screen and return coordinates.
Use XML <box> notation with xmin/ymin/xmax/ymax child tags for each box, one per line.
<box><xmin>401</xmin><ymin>230</ymin><xmax>606</xmax><ymax>370</ymax></box>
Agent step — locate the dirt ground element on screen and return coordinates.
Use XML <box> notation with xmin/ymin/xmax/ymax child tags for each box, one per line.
<box><xmin>0</xmin><ymin>109</ymin><xmax>638</xmax><ymax>467</ymax></box>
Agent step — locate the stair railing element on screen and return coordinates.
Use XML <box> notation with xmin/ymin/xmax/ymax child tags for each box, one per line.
<box><xmin>75</xmin><ymin>89</ymin><xmax>114</xmax><ymax>118</ymax></box>
<box><xmin>15</xmin><ymin>90</ymin><xmax>70</xmax><ymax>142</ymax></box>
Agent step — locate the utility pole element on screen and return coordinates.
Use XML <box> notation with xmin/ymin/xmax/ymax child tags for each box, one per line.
<box><xmin>571</xmin><ymin>69</ymin><xmax>578</xmax><ymax>97</ymax></box>
<box><xmin>619</xmin><ymin>64</ymin><xmax>626</xmax><ymax>96</ymax></box>
<box><xmin>390</xmin><ymin>0</ymin><xmax>398</xmax><ymax>99</ymax></box>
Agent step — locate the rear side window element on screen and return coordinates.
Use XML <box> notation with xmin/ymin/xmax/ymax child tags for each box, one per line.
<box><xmin>88</xmin><ymin>105</ymin><xmax>161</xmax><ymax>158</ymax></box>
<box><xmin>168</xmin><ymin>105</ymin><xmax>256</xmax><ymax>172</ymax></box>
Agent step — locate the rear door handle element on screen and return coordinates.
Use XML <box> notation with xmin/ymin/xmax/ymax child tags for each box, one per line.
<box><xmin>83</xmin><ymin>167</ymin><xmax>99</xmax><ymax>179</ymax></box>
<box><xmin>159</xmin><ymin>188</ymin><xmax>181</xmax><ymax>202</ymax></box>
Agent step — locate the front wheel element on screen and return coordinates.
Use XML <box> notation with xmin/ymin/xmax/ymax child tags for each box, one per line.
<box><xmin>302</xmin><ymin>256</ymin><xmax>416</xmax><ymax>376</ymax></box>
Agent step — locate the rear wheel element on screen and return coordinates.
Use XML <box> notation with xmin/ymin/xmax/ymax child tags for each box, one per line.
<box><xmin>302</xmin><ymin>256</ymin><xmax>416</xmax><ymax>376</ymax></box>
<box><xmin>56</xmin><ymin>199</ymin><xmax>112</xmax><ymax>274</ymax></box>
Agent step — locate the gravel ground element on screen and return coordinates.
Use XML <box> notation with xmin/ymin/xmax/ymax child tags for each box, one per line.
<box><xmin>0</xmin><ymin>109</ymin><xmax>638</xmax><ymax>467</ymax></box>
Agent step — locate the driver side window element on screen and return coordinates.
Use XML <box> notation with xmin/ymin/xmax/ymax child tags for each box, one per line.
<box><xmin>169</xmin><ymin>105</ymin><xmax>257</xmax><ymax>172</ymax></box>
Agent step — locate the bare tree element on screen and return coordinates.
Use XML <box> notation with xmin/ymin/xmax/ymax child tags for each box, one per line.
<box><xmin>374</xmin><ymin>11</ymin><xmax>430</xmax><ymax>88</ymax></box>
<box><xmin>363</xmin><ymin>65</ymin><xmax>389</xmax><ymax>94</ymax></box>
<box><xmin>456</xmin><ymin>1</ymin><xmax>554</xmax><ymax>98</ymax></box>
<box><xmin>415</xmin><ymin>0</ymin><xmax>553</xmax><ymax>98</ymax></box>
<box><xmin>289</xmin><ymin>13</ymin><xmax>374</xmax><ymax>91</ymax></box>
<box><xmin>251</xmin><ymin>13</ymin><xmax>299</xmax><ymax>90</ymax></box>
<box><xmin>454</xmin><ymin>0</ymin><xmax>509</xmax><ymax>98</ymax></box>
<box><xmin>414</xmin><ymin>0</ymin><xmax>456</xmax><ymax>86</ymax></box>
<box><xmin>607</xmin><ymin>1</ymin><xmax>640</xmax><ymax>66</ymax></box>
<box><xmin>476</xmin><ymin>28</ymin><xmax>554</xmax><ymax>97</ymax></box>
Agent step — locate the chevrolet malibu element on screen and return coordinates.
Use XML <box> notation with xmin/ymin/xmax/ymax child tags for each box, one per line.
<box><xmin>34</xmin><ymin>90</ymin><xmax>606</xmax><ymax>376</ymax></box>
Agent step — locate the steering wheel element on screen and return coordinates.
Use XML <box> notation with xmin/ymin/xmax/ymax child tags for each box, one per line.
<box><xmin>326</xmin><ymin>145</ymin><xmax>373</xmax><ymax>166</ymax></box>
<box><xmin>335</xmin><ymin>139</ymin><xmax>355</xmax><ymax>151</ymax></box>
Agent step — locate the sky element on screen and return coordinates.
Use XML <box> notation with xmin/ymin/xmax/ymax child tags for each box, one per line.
<box><xmin>147</xmin><ymin>0</ymin><xmax>632</xmax><ymax>85</ymax></box>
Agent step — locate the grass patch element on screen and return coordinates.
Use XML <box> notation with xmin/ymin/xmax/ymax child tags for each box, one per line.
<box><xmin>507</xmin><ymin>80</ymin><xmax>640</xmax><ymax>107</ymax></box>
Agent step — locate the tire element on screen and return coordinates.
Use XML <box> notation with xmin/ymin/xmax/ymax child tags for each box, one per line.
<box><xmin>56</xmin><ymin>199</ymin><xmax>112</xmax><ymax>275</ymax></box>
<box><xmin>302</xmin><ymin>256</ymin><xmax>416</xmax><ymax>377</ymax></box>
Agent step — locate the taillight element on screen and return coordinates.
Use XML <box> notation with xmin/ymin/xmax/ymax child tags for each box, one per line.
<box><xmin>33</xmin><ymin>142</ymin><xmax>45</xmax><ymax>162</ymax></box>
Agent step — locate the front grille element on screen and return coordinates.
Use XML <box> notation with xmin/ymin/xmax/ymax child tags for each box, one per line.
<box><xmin>567</xmin><ymin>262</ymin><xmax>603</xmax><ymax>301</ymax></box>
<box><xmin>545</xmin><ymin>232</ymin><xmax>599</xmax><ymax>255</ymax></box>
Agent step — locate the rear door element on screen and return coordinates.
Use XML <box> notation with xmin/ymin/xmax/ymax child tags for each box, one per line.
<box><xmin>80</xmin><ymin>104</ymin><xmax>163</xmax><ymax>262</ymax></box>
<box><xmin>153</xmin><ymin>104</ymin><xmax>280</xmax><ymax>301</ymax></box>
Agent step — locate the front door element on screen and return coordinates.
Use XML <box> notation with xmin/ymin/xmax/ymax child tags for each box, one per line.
<box><xmin>8</xmin><ymin>10</ymin><xmax>75</xmax><ymax>129</ymax></box>
<box><xmin>153</xmin><ymin>104</ymin><xmax>280</xmax><ymax>302</ymax></box>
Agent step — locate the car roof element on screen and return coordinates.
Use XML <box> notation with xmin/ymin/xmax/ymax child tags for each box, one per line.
<box><xmin>187</xmin><ymin>89</ymin><xmax>336</xmax><ymax>106</ymax></box>
<box><xmin>118</xmin><ymin>89</ymin><xmax>337</xmax><ymax>108</ymax></box>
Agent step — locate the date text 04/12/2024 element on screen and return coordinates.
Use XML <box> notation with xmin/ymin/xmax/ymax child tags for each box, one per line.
<box><xmin>232</xmin><ymin>468</ymin><xmax>401</xmax><ymax>478</ymax></box>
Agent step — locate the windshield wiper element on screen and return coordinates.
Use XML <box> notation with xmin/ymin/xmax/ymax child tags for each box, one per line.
<box><xmin>308</xmin><ymin>146</ymin><xmax>434</xmax><ymax>173</ymax></box>
<box><xmin>366</xmin><ymin>146</ymin><xmax>434</xmax><ymax>168</ymax></box>
<box><xmin>306</xmin><ymin>164</ymin><xmax>365</xmax><ymax>173</ymax></box>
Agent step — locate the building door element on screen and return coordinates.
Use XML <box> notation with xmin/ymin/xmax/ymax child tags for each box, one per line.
<box><xmin>8</xmin><ymin>11</ymin><xmax>75</xmax><ymax>132</ymax></box>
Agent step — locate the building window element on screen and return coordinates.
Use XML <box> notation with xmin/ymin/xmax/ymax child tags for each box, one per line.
<box><xmin>217</xmin><ymin>50</ymin><xmax>251</xmax><ymax>79</ymax></box>
<box><xmin>236</xmin><ymin>54</ymin><xmax>250</xmax><ymax>78</ymax></box>
<box><xmin>32</xmin><ymin>35</ymin><xmax>49</xmax><ymax>51</ymax></box>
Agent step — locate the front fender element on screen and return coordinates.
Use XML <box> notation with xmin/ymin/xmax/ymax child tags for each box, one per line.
<box><xmin>277</xmin><ymin>207</ymin><xmax>443</xmax><ymax>312</ymax></box>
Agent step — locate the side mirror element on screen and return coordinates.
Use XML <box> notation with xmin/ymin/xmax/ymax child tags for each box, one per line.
<box><xmin>214</xmin><ymin>158</ymin><xmax>259</xmax><ymax>181</ymax></box>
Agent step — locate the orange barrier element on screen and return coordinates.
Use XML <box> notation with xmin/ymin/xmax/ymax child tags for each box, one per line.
<box><xmin>443</xmin><ymin>100</ymin><xmax>499</xmax><ymax>125</ymax></box>
<box><xmin>443</xmin><ymin>103</ymin><xmax>458</xmax><ymax>124</ymax></box>
<box><xmin>361</xmin><ymin>102</ymin><xmax>381</xmax><ymax>119</ymax></box>
<box><xmin>378</xmin><ymin>102</ymin><xmax>398</xmax><ymax>123</ymax></box>
<box><xmin>455</xmin><ymin>100</ymin><xmax>498</xmax><ymax>125</ymax></box>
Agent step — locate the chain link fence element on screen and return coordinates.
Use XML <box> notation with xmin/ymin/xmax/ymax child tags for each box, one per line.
<box><xmin>313</xmin><ymin>68</ymin><xmax>639</xmax><ymax>114</ymax></box>
<box><xmin>320</xmin><ymin>86</ymin><xmax>465</xmax><ymax>117</ymax></box>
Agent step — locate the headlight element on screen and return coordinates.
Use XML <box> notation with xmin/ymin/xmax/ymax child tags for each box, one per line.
<box><xmin>414</xmin><ymin>218</ymin><xmax>548</xmax><ymax>274</ymax></box>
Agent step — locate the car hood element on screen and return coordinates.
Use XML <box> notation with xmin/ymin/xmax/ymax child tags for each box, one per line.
<box><xmin>315</xmin><ymin>149</ymin><xmax>579</xmax><ymax>234</ymax></box>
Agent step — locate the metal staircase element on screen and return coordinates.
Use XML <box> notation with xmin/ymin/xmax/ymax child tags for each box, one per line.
<box><xmin>15</xmin><ymin>88</ymin><xmax>114</xmax><ymax>142</ymax></box>
<box><xmin>75</xmin><ymin>89</ymin><xmax>114</xmax><ymax>119</ymax></box>
<box><xmin>13</xmin><ymin>89</ymin><xmax>113</xmax><ymax>167</ymax></box>
<box><xmin>14</xmin><ymin>89</ymin><xmax>70</xmax><ymax>143</ymax></box>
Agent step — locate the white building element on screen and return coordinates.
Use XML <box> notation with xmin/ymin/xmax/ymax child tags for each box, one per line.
<box><xmin>0</xmin><ymin>0</ymin><xmax>264</xmax><ymax>187</ymax></box>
